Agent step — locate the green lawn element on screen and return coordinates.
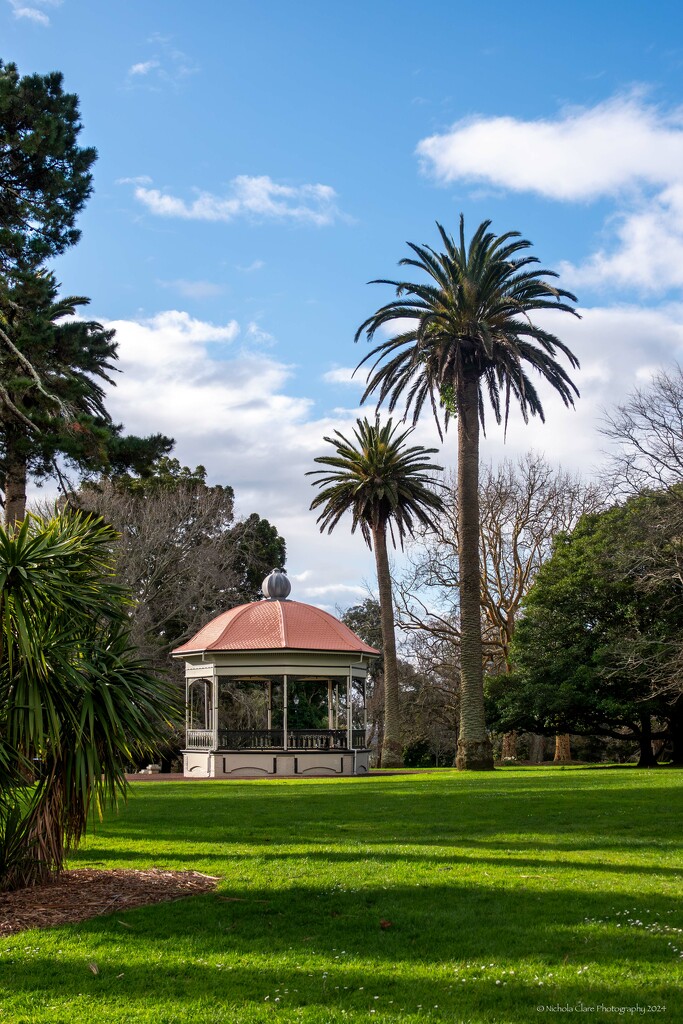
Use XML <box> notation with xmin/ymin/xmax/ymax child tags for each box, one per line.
<box><xmin>1</xmin><ymin>767</ymin><xmax>682</xmax><ymax>1024</ymax></box>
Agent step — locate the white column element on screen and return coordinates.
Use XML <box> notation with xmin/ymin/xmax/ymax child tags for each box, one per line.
<box><xmin>328</xmin><ymin>679</ymin><xmax>333</xmax><ymax>730</ymax></box>
<box><xmin>363</xmin><ymin>676</ymin><xmax>368</xmax><ymax>744</ymax></box>
<box><xmin>212</xmin><ymin>675</ymin><xmax>219</xmax><ymax>749</ymax></box>
<box><xmin>283</xmin><ymin>674</ymin><xmax>288</xmax><ymax>750</ymax></box>
<box><xmin>347</xmin><ymin>667</ymin><xmax>352</xmax><ymax>749</ymax></box>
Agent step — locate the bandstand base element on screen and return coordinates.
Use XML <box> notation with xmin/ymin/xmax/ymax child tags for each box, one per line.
<box><xmin>182</xmin><ymin>749</ymin><xmax>370</xmax><ymax>778</ymax></box>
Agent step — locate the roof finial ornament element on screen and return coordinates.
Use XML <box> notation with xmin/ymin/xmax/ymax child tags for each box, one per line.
<box><xmin>262</xmin><ymin>567</ymin><xmax>291</xmax><ymax>601</ymax></box>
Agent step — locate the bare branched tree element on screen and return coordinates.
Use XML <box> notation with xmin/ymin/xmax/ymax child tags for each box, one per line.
<box><xmin>397</xmin><ymin>452</ymin><xmax>604</xmax><ymax>759</ymax></box>
<box><xmin>601</xmin><ymin>365</ymin><xmax>683</xmax><ymax>495</ymax></box>
<box><xmin>73</xmin><ymin>479</ymin><xmax>285</xmax><ymax>686</ymax></box>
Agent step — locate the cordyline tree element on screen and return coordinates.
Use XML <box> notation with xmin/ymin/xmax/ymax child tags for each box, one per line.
<box><xmin>308</xmin><ymin>417</ymin><xmax>443</xmax><ymax>767</ymax></box>
<box><xmin>0</xmin><ymin>511</ymin><xmax>180</xmax><ymax>891</ymax></box>
<box><xmin>355</xmin><ymin>216</ymin><xmax>580</xmax><ymax>770</ymax></box>
<box><xmin>0</xmin><ymin>61</ymin><xmax>96</xmax><ymax>275</ymax></box>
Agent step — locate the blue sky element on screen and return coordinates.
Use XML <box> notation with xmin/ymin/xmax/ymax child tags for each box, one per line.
<box><xmin>5</xmin><ymin>0</ymin><xmax>683</xmax><ymax>610</ymax></box>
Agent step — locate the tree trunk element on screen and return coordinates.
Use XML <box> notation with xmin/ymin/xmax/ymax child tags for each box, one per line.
<box><xmin>372</xmin><ymin>525</ymin><xmax>403</xmax><ymax>768</ymax></box>
<box><xmin>501</xmin><ymin>731</ymin><xmax>517</xmax><ymax>760</ymax></box>
<box><xmin>529</xmin><ymin>734</ymin><xmax>545</xmax><ymax>763</ymax></box>
<box><xmin>637</xmin><ymin>714</ymin><xmax>658</xmax><ymax>768</ymax></box>
<box><xmin>669</xmin><ymin>704</ymin><xmax>683</xmax><ymax>766</ymax></box>
<box><xmin>554</xmin><ymin>733</ymin><xmax>572</xmax><ymax>762</ymax></box>
<box><xmin>4</xmin><ymin>433</ymin><xmax>27</xmax><ymax>527</ymax></box>
<box><xmin>455</xmin><ymin>370</ymin><xmax>493</xmax><ymax>770</ymax></box>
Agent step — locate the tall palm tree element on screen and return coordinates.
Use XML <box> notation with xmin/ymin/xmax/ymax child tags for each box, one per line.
<box><xmin>308</xmin><ymin>417</ymin><xmax>443</xmax><ymax>768</ymax></box>
<box><xmin>354</xmin><ymin>217</ymin><xmax>580</xmax><ymax>770</ymax></box>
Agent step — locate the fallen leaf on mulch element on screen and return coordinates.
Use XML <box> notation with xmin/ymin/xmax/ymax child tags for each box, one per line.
<box><xmin>0</xmin><ymin>868</ymin><xmax>221</xmax><ymax>936</ymax></box>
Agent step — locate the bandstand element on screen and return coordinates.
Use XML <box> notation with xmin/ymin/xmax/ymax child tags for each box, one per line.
<box><xmin>173</xmin><ymin>569</ymin><xmax>378</xmax><ymax>777</ymax></box>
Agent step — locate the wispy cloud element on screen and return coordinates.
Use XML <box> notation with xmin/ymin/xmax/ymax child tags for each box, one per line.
<box><xmin>245</xmin><ymin>321</ymin><xmax>275</xmax><ymax>346</ymax></box>
<box><xmin>416</xmin><ymin>93</ymin><xmax>683</xmax><ymax>293</ymax></box>
<box><xmin>236</xmin><ymin>259</ymin><xmax>265</xmax><ymax>273</ymax></box>
<box><xmin>7</xmin><ymin>0</ymin><xmax>61</xmax><ymax>26</ymax></box>
<box><xmin>128</xmin><ymin>60</ymin><xmax>160</xmax><ymax>77</ymax></box>
<box><xmin>116</xmin><ymin>175</ymin><xmax>153</xmax><ymax>187</ymax></box>
<box><xmin>157</xmin><ymin>279</ymin><xmax>225</xmax><ymax>299</ymax></box>
<box><xmin>126</xmin><ymin>34</ymin><xmax>199</xmax><ymax>88</ymax></box>
<box><xmin>323</xmin><ymin>367</ymin><xmax>362</xmax><ymax>386</ymax></box>
<box><xmin>129</xmin><ymin>175</ymin><xmax>343</xmax><ymax>227</ymax></box>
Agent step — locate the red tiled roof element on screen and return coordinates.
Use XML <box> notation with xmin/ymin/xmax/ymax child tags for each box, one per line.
<box><xmin>172</xmin><ymin>600</ymin><xmax>379</xmax><ymax>656</ymax></box>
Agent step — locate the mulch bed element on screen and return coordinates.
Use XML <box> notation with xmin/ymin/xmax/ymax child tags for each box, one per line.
<box><xmin>0</xmin><ymin>868</ymin><xmax>220</xmax><ymax>937</ymax></box>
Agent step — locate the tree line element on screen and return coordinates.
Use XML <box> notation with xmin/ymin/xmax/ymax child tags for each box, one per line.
<box><xmin>328</xmin><ymin>368</ymin><xmax>683</xmax><ymax>770</ymax></box>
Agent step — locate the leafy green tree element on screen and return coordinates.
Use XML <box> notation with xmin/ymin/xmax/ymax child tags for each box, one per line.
<box><xmin>355</xmin><ymin>217</ymin><xmax>579</xmax><ymax>770</ymax></box>
<box><xmin>229</xmin><ymin>512</ymin><xmax>289</xmax><ymax>602</ymax></box>
<box><xmin>0</xmin><ymin>61</ymin><xmax>96</xmax><ymax>275</ymax></box>
<box><xmin>0</xmin><ymin>511</ymin><xmax>180</xmax><ymax>890</ymax></box>
<box><xmin>308</xmin><ymin>417</ymin><xmax>443</xmax><ymax>767</ymax></box>
<box><xmin>0</xmin><ymin>269</ymin><xmax>172</xmax><ymax>524</ymax></box>
<box><xmin>494</xmin><ymin>494</ymin><xmax>683</xmax><ymax>766</ymax></box>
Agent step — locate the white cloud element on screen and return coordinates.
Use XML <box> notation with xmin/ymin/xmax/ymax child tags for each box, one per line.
<box><xmin>561</xmin><ymin>184</ymin><xmax>683</xmax><ymax>291</ymax></box>
<box><xmin>417</xmin><ymin>94</ymin><xmax>683</xmax><ymax>201</ymax></box>
<box><xmin>323</xmin><ymin>367</ymin><xmax>363</xmax><ymax>386</ymax></box>
<box><xmin>131</xmin><ymin>175</ymin><xmax>342</xmax><ymax>227</ymax></box>
<box><xmin>417</xmin><ymin>94</ymin><xmax>683</xmax><ymax>294</ymax></box>
<box><xmin>7</xmin><ymin>0</ymin><xmax>60</xmax><ymax>25</ymax></box>
<box><xmin>125</xmin><ymin>36</ymin><xmax>198</xmax><ymax>89</ymax></box>
<box><xmin>128</xmin><ymin>60</ymin><xmax>160</xmax><ymax>77</ymax></box>
<box><xmin>245</xmin><ymin>322</ymin><xmax>275</xmax><ymax>346</ymax></box>
<box><xmin>10</xmin><ymin>6</ymin><xmax>48</xmax><ymax>24</ymax></box>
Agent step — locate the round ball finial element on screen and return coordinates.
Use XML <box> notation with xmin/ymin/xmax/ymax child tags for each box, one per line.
<box><xmin>262</xmin><ymin>568</ymin><xmax>291</xmax><ymax>601</ymax></box>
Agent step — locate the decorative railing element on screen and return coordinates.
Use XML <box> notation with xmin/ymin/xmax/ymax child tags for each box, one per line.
<box><xmin>288</xmin><ymin>729</ymin><xmax>348</xmax><ymax>750</ymax></box>
<box><xmin>218</xmin><ymin>729</ymin><xmax>284</xmax><ymax>749</ymax></box>
<box><xmin>186</xmin><ymin>729</ymin><xmax>213</xmax><ymax>749</ymax></box>
<box><xmin>189</xmin><ymin>728</ymin><xmax>370</xmax><ymax>751</ymax></box>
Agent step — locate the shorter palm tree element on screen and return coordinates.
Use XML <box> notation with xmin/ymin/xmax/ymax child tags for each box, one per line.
<box><xmin>308</xmin><ymin>417</ymin><xmax>443</xmax><ymax>767</ymax></box>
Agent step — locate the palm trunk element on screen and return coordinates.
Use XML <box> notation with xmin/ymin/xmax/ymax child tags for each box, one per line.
<box><xmin>455</xmin><ymin>370</ymin><xmax>494</xmax><ymax>770</ymax></box>
<box><xmin>372</xmin><ymin>524</ymin><xmax>403</xmax><ymax>768</ymax></box>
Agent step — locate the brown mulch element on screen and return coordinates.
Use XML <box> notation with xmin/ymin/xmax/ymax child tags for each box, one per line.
<box><xmin>0</xmin><ymin>868</ymin><xmax>220</xmax><ymax>937</ymax></box>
